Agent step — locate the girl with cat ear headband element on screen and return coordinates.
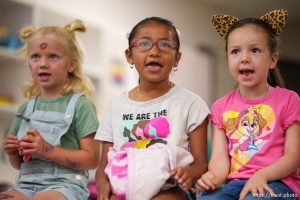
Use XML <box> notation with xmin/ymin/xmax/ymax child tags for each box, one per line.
<box><xmin>195</xmin><ymin>9</ymin><xmax>300</xmax><ymax>200</ymax></box>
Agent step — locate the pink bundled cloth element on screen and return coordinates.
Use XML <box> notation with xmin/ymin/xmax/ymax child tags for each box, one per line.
<box><xmin>17</xmin><ymin>130</ymin><xmax>36</xmax><ymax>162</ymax></box>
<box><xmin>22</xmin><ymin>150</ymin><xmax>31</xmax><ymax>162</ymax></box>
<box><xmin>105</xmin><ymin>143</ymin><xmax>194</xmax><ymax>200</ymax></box>
<box><xmin>17</xmin><ymin>142</ymin><xmax>31</xmax><ymax>162</ymax></box>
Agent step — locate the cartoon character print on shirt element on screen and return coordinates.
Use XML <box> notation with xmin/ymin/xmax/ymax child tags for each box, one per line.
<box><xmin>222</xmin><ymin>104</ymin><xmax>275</xmax><ymax>175</ymax></box>
<box><xmin>120</xmin><ymin>116</ymin><xmax>170</xmax><ymax>150</ymax></box>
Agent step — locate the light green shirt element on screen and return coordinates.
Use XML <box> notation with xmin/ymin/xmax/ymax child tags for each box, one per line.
<box><xmin>9</xmin><ymin>94</ymin><xmax>99</xmax><ymax>150</ymax></box>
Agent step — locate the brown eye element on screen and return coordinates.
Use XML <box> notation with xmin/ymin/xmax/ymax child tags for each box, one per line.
<box><xmin>136</xmin><ymin>39</ymin><xmax>152</xmax><ymax>51</ymax></box>
<box><xmin>252</xmin><ymin>48</ymin><xmax>261</xmax><ymax>54</ymax></box>
<box><xmin>230</xmin><ymin>49</ymin><xmax>239</xmax><ymax>55</ymax></box>
<box><xmin>157</xmin><ymin>40</ymin><xmax>176</xmax><ymax>51</ymax></box>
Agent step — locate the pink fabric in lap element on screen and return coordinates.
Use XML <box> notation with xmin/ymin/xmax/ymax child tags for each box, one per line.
<box><xmin>105</xmin><ymin>143</ymin><xmax>193</xmax><ymax>200</ymax></box>
<box><xmin>105</xmin><ymin>150</ymin><xmax>128</xmax><ymax>200</ymax></box>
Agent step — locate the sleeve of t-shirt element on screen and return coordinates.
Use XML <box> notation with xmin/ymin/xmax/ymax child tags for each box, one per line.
<box><xmin>187</xmin><ymin>96</ymin><xmax>210</xmax><ymax>134</ymax></box>
<box><xmin>210</xmin><ymin>98</ymin><xmax>225</xmax><ymax>130</ymax></box>
<box><xmin>94</xmin><ymin>101</ymin><xmax>113</xmax><ymax>142</ymax></box>
<box><xmin>8</xmin><ymin>102</ymin><xmax>28</xmax><ymax>136</ymax></box>
<box><xmin>74</xmin><ymin>96</ymin><xmax>99</xmax><ymax>139</ymax></box>
<box><xmin>283</xmin><ymin>91</ymin><xmax>300</xmax><ymax>130</ymax></box>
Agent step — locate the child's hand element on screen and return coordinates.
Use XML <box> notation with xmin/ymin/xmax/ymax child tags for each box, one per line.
<box><xmin>239</xmin><ymin>171</ymin><xmax>274</xmax><ymax>200</ymax></box>
<box><xmin>2</xmin><ymin>135</ymin><xmax>19</xmax><ymax>157</ymax></box>
<box><xmin>170</xmin><ymin>167</ymin><xmax>193</xmax><ymax>191</ymax></box>
<box><xmin>97</xmin><ymin>177</ymin><xmax>115</xmax><ymax>200</ymax></box>
<box><xmin>20</xmin><ymin>129</ymin><xmax>54</xmax><ymax>159</ymax></box>
<box><xmin>195</xmin><ymin>171</ymin><xmax>219</xmax><ymax>191</ymax></box>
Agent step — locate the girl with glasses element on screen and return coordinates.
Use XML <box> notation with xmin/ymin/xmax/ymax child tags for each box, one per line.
<box><xmin>95</xmin><ymin>17</ymin><xmax>210</xmax><ymax>200</ymax></box>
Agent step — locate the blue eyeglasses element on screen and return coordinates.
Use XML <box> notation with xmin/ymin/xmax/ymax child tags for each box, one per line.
<box><xmin>130</xmin><ymin>38</ymin><xmax>178</xmax><ymax>52</ymax></box>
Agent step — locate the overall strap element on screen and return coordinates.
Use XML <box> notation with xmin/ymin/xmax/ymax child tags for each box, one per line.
<box><xmin>16</xmin><ymin>97</ymin><xmax>37</xmax><ymax>139</ymax></box>
<box><xmin>64</xmin><ymin>93</ymin><xmax>83</xmax><ymax>120</ymax></box>
<box><xmin>16</xmin><ymin>97</ymin><xmax>37</xmax><ymax>121</ymax></box>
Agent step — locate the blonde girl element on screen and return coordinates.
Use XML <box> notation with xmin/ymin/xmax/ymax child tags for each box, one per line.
<box><xmin>1</xmin><ymin>20</ymin><xmax>99</xmax><ymax>200</ymax></box>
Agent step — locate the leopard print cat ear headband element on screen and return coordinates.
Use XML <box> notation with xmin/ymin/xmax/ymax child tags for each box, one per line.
<box><xmin>212</xmin><ymin>9</ymin><xmax>288</xmax><ymax>39</ymax></box>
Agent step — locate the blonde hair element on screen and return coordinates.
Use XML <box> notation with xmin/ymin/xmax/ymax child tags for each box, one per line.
<box><xmin>19</xmin><ymin>19</ymin><xmax>95</xmax><ymax>100</ymax></box>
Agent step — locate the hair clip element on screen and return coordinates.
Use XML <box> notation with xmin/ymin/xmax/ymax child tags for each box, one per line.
<box><xmin>212</xmin><ymin>9</ymin><xmax>288</xmax><ymax>39</ymax></box>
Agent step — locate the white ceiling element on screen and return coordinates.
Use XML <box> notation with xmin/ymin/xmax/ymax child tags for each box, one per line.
<box><xmin>192</xmin><ymin>0</ymin><xmax>300</xmax><ymax>24</ymax></box>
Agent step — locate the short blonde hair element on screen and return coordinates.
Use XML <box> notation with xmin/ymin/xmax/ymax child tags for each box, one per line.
<box><xmin>19</xmin><ymin>19</ymin><xmax>95</xmax><ymax>100</ymax></box>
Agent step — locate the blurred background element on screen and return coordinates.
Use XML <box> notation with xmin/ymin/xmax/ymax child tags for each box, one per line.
<box><xmin>1</xmin><ymin>0</ymin><xmax>299</xmax><ymax>190</ymax></box>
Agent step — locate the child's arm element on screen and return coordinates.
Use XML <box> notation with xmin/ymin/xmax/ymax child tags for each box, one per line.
<box><xmin>170</xmin><ymin>117</ymin><xmax>209</xmax><ymax>191</ymax></box>
<box><xmin>95</xmin><ymin>141</ymin><xmax>114</xmax><ymax>200</ymax></box>
<box><xmin>2</xmin><ymin>135</ymin><xmax>22</xmax><ymax>169</ymax></box>
<box><xmin>20</xmin><ymin>129</ymin><xmax>100</xmax><ymax>170</ymax></box>
<box><xmin>196</xmin><ymin>123</ymin><xmax>230</xmax><ymax>191</ymax></box>
<box><xmin>239</xmin><ymin>121</ymin><xmax>300</xmax><ymax>200</ymax></box>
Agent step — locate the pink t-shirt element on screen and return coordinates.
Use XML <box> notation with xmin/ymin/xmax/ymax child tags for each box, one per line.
<box><xmin>211</xmin><ymin>87</ymin><xmax>300</xmax><ymax>196</ymax></box>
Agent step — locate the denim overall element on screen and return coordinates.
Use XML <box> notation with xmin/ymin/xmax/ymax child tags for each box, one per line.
<box><xmin>14</xmin><ymin>93</ymin><xmax>89</xmax><ymax>200</ymax></box>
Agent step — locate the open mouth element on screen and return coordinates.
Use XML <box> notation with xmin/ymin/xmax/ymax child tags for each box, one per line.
<box><xmin>38</xmin><ymin>72</ymin><xmax>51</xmax><ymax>81</ymax></box>
<box><xmin>146</xmin><ymin>62</ymin><xmax>163</xmax><ymax>68</ymax></box>
<box><xmin>38</xmin><ymin>72</ymin><xmax>51</xmax><ymax>76</ymax></box>
<box><xmin>239</xmin><ymin>69</ymin><xmax>254</xmax><ymax>78</ymax></box>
